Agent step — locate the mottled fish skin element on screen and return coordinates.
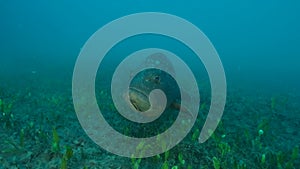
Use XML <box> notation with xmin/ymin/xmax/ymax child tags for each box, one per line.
<box><xmin>128</xmin><ymin>53</ymin><xmax>179</xmax><ymax>113</ymax></box>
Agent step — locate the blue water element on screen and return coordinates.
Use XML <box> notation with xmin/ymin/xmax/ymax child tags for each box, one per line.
<box><xmin>0</xmin><ymin>1</ymin><xmax>299</xmax><ymax>168</ymax></box>
<box><xmin>1</xmin><ymin>1</ymin><xmax>300</xmax><ymax>91</ymax></box>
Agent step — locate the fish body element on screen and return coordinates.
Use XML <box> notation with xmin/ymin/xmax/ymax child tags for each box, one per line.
<box><xmin>128</xmin><ymin>53</ymin><xmax>180</xmax><ymax>113</ymax></box>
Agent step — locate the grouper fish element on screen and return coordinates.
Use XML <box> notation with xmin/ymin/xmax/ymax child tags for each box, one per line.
<box><xmin>127</xmin><ymin>53</ymin><xmax>190</xmax><ymax>116</ymax></box>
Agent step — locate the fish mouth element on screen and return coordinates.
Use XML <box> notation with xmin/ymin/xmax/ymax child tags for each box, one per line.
<box><xmin>129</xmin><ymin>87</ymin><xmax>150</xmax><ymax>112</ymax></box>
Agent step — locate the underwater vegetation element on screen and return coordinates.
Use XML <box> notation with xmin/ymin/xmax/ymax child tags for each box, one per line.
<box><xmin>0</xmin><ymin>83</ymin><xmax>299</xmax><ymax>169</ymax></box>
